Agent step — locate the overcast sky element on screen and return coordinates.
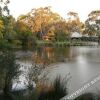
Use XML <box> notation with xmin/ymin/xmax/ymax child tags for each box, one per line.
<box><xmin>8</xmin><ymin>0</ymin><xmax>100</xmax><ymax>22</ymax></box>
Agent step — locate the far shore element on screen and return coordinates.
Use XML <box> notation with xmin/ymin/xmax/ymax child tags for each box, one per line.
<box><xmin>36</xmin><ymin>40</ymin><xmax>98</xmax><ymax>47</ymax></box>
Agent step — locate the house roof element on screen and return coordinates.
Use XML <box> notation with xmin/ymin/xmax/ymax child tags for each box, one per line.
<box><xmin>71</xmin><ymin>32</ymin><xmax>82</xmax><ymax>38</ymax></box>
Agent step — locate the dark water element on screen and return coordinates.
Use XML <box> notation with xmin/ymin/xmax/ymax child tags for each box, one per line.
<box><xmin>15</xmin><ymin>46</ymin><xmax>100</xmax><ymax>96</ymax></box>
<box><xmin>16</xmin><ymin>46</ymin><xmax>74</xmax><ymax>65</ymax></box>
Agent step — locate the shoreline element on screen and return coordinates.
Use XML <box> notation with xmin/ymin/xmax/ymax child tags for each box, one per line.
<box><xmin>36</xmin><ymin>41</ymin><xmax>98</xmax><ymax>47</ymax></box>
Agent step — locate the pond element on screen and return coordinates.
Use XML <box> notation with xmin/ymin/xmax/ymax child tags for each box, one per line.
<box><xmin>15</xmin><ymin>46</ymin><xmax>100</xmax><ymax>97</ymax></box>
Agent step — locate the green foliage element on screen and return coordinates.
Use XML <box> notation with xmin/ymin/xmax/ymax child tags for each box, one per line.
<box><xmin>2</xmin><ymin>16</ymin><xmax>16</xmax><ymax>40</ymax></box>
<box><xmin>84</xmin><ymin>10</ymin><xmax>100</xmax><ymax>37</ymax></box>
<box><xmin>0</xmin><ymin>15</ymin><xmax>17</xmax><ymax>49</ymax></box>
<box><xmin>0</xmin><ymin>39</ymin><xmax>12</xmax><ymax>50</ymax></box>
<box><xmin>55</xmin><ymin>31</ymin><xmax>67</xmax><ymax>42</ymax></box>
<box><xmin>0</xmin><ymin>50</ymin><xmax>21</xmax><ymax>93</ymax></box>
<box><xmin>14</xmin><ymin>21</ymin><xmax>32</xmax><ymax>49</ymax></box>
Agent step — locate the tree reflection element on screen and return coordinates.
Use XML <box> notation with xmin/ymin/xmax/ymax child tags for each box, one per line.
<box><xmin>32</xmin><ymin>47</ymin><xmax>75</xmax><ymax>66</ymax></box>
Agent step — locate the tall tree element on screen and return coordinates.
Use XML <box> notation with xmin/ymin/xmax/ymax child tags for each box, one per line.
<box><xmin>0</xmin><ymin>0</ymin><xmax>10</xmax><ymax>39</ymax></box>
<box><xmin>18</xmin><ymin>7</ymin><xmax>62</xmax><ymax>39</ymax></box>
<box><xmin>0</xmin><ymin>0</ymin><xmax>10</xmax><ymax>16</ymax></box>
<box><xmin>84</xmin><ymin>10</ymin><xmax>100</xmax><ymax>38</ymax></box>
<box><xmin>66</xmin><ymin>11</ymin><xmax>83</xmax><ymax>35</ymax></box>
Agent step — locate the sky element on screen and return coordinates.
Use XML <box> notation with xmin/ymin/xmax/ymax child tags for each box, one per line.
<box><xmin>8</xmin><ymin>0</ymin><xmax>100</xmax><ymax>22</ymax></box>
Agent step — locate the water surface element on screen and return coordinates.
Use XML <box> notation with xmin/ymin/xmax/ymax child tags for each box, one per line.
<box><xmin>16</xmin><ymin>46</ymin><xmax>100</xmax><ymax>96</ymax></box>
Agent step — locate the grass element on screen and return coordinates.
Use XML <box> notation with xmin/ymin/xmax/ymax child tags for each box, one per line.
<box><xmin>38</xmin><ymin>76</ymin><xmax>68</xmax><ymax>100</ymax></box>
<box><xmin>36</xmin><ymin>40</ymin><xmax>53</xmax><ymax>46</ymax></box>
<box><xmin>36</xmin><ymin>40</ymin><xmax>97</xmax><ymax>47</ymax></box>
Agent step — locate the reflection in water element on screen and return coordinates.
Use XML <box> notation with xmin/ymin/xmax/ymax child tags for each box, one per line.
<box><xmin>17</xmin><ymin>46</ymin><xmax>100</xmax><ymax>66</ymax></box>
<box><xmin>18</xmin><ymin>46</ymin><xmax>85</xmax><ymax>66</ymax></box>
<box><xmin>16</xmin><ymin>46</ymin><xmax>100</xmax><ymax>95</ymax></box>
<box><xmin>31</xmin><ymin>47</ymin><xmax>73</xmax><ymax>66</ymax></box>
<box><xmin>76</xmin><ymin>55</ymin><xmax>89</xmax><ymax>81</ymax></box>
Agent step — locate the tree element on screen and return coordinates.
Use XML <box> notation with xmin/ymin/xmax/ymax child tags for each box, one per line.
<box><xmin>14</xmin><ymin>21</ymin><xmax>32</xmax><ymax>49</ymax></box>
<box><xmin>84</xmin><ymin>10</ymin><xmax>100</xmax><ymax>43</ymax></box>
<box><xmin>0</xmin><ymin>0</ymin><xmax>10</xmax><ymax>38</ymax></box>
<box><xmin>2</xmin><ymin>16</ymin><xmax>16</xmax><ymax>40</ymax></box>
<box><xmin>18</xmin><ymin>7</ymin><xmax>62</xmax><ymax>39</ymax></box>
<box><xmin>66</xmin><ymin>12</ymin><xmax>83</xmax><ymax>35</ymax></box>
<box><xmin>84</xmin><ymin>10</ymin><xmax>100</xmax><ymax>39</ymax></box>
<box><xmin>0</xmin><ymin>0</ymin><xmax>10</xmax><ymax>16</ymax></box>
<box><xmin>0</xmin><ymin>0</ymin><xmax>18</xmax><ymax>48</ymax></box>
<box><xmin>0</xmin><ymin>15</ymin><xmax>17</xmax><ymax>50</ymax></box>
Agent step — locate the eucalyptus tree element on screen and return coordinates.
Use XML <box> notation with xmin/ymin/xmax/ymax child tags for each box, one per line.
<box><xmin>66</xmin><ymin>11</ymin><xmax>83</xmax><ymax>35</ymax></box>
<box><xmin>84</xmin><ymin>10</ymin><xmax>100</xmax><ymax>38</ymax></box>
<box><xmin>0</xmin><ymin>0</ymin><xmax>10</xmax><ymax>16</ymax></box>
<box><xmin>18</xmin><ymin>7</ymin><xmax>63</xmax><ymax>39</ymax></box>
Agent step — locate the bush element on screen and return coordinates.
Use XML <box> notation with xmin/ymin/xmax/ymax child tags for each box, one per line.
<box><xmin>0</xmin><ymin>40</ymin><xmax>12</xmax><ymax>50</ymax></box>
<box><xmin>55</xmin><ymin>31</ymin><xmax>67</xmax><ymax>42</ymax></box>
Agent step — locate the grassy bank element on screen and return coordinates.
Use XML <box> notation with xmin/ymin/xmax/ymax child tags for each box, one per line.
<box><xmin>0</xmin><ymin>39</ymin><xmax>98</xmax><ymax>50</ymax></box>
<box><xmin>36</xmin><ymin>40</ymin><xmax>98</xmax><ymax>47</ymax></box>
